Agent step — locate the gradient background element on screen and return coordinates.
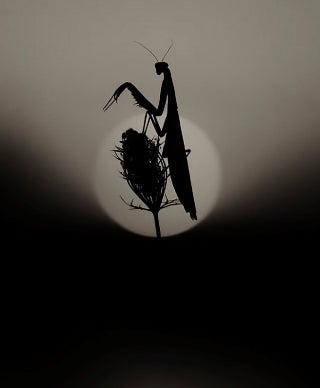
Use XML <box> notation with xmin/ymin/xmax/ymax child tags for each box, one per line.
<box><xmin>1</xmin><ymin>1</ymin><xmax>319</xmax><ymax>387</ymax></box>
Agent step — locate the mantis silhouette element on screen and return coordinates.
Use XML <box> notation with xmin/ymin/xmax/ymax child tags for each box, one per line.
<box><xmin>103</xmin><ymin>41</ymin><xmax>197</xmax><ymax>221</ymax></box>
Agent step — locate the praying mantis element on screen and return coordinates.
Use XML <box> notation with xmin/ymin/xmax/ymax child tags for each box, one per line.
<box><xmin>103</xmin><ymin>41</ymin><xmax>197</xmax><ymax>221</ymax></box>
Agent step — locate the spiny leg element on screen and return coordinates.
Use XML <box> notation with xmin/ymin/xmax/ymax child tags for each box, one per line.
<box><xmin>102</xmin><ymin>94</ymin><xmax>116</xmax><ymax>111</ymax></box>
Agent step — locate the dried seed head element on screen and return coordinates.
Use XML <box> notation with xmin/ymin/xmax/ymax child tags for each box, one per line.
<box><xmin>114</xmin><ymin>128</ymin><xmax>168</xmax><ymax>212</ymax></box>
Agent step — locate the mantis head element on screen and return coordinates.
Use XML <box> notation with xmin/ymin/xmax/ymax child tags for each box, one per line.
<box><xmin>155</xmin><ymin>62</ymin><xmax>169</xmax><ymax>75</ymax></box>
<box><xmin>134</xmin><ymin>41</ymin><xmax>173</xmax><ymax>75</ymax></box>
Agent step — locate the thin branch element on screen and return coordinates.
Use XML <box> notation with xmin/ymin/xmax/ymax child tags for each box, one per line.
<box><xmin>160</xmin><ymin>198</ymin><xmax>180</xmax><ymax>209</ymax></box>
<box><xmin>120</xmin><ymin>196</ymin><xmax>151</xmax><ymax>212</ymax></box>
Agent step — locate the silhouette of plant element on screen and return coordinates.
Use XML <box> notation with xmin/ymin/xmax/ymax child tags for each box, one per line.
<box><xmin>113</xmin><ymin>128</ymin><xmax>179</xmax><ymax>238</ymax></box>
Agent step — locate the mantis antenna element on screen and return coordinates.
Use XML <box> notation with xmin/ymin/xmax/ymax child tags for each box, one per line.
<box><xmin>134</xmin><ymin>41</ymin><xmax>174</xmax><ymax>62</ymax></box>
<box><xmin>161</xmin><ymin>40</ymin><xmax>174</xmax><ymax>61</ymax></box>
<box><xmin>133</xmin><ymin>41</ymin><xmax>159</xmax><ymax>62</ymax></box>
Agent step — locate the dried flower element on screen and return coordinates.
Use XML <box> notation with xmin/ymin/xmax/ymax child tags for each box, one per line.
<box><xmin>113</xmin><ymin>128</ymin><xmax>179</xmax><ymax>238</ymax></box>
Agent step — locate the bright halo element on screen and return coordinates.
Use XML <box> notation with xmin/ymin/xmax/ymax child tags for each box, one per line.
<box><xmin>93</xmin><ymin>115</ymin><xmax>221</xmax><ymax>237</ymax></box>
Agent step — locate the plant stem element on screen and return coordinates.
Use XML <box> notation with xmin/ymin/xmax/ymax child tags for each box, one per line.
<box><xmin>153</xmin><ymin>211</ymin><xmax>161</xmax><ymax>239</ymax></box>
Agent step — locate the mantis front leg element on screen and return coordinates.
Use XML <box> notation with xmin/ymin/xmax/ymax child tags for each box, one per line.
<box><xmin>103</xmin><ymin>81</ymin><xmax>169</xmax><ymax>137</ymax></box>
<box><xmin>103</xmin><ymin>82</ymin><xmax>158</xmax><ymax>113</ymax></box>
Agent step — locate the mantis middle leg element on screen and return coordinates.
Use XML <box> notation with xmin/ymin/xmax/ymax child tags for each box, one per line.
<box><xmin>144</xmin><ymin>112</ymin><xmax>191</xmax><ymax>157</ymax></box>
<box><xmin>145</xmin><ymin>111</ymin><xmax>167</xmax><ymax>137</ymax></box>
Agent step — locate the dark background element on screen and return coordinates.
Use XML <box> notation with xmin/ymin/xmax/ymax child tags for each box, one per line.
<box><xmin>1</xmin><ymin>141</ymin><xmax>319</xmax><ymax>388</ymax></box>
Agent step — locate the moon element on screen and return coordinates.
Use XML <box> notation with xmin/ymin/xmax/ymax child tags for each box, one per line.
<box><xmin>94</xmin><ymin>115</ymin><xmax>221</xmax><ymax>237</ymax></box>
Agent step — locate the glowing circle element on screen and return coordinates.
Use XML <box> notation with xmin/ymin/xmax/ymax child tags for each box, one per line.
<box><xmin>93</xmin><ymin>115</ymin><xmax>221</xmax><ymax>237</ymax></box>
